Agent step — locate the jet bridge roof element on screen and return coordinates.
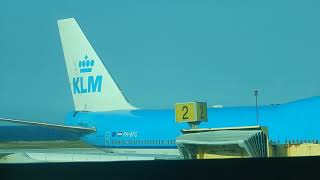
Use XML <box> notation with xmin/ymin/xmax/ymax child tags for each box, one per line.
<box><xmin>176</xmin><ymin>129</ymin><xmax>268</xmax><ymax>159</ymax></box>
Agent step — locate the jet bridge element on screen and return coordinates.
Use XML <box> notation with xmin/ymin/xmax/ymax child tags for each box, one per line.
<box><xmin>176</xmin><ymin>126</ymin><xmax>269</xmax><ymax>159</ymax></box>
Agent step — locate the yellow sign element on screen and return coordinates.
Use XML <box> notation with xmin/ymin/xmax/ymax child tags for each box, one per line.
<box><xmin>175</xmin><ymin>102</ymin><xmax>207</xmax><ymax>123</ymax></box>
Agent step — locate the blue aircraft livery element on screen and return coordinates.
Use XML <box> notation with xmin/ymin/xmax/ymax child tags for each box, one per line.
<box><xmin>0</xmin><ymin>18</ymin><xmax>319</xmax><ymax>161</ymax></box>
<box><xmin>72</xmin><ymin>55</ymin><xmax>102</xmax><ymax>94</ymax></box>
<box><xmin>63</xmin><ymin>96</ymin><xmax>320</xmax><ymax>148</ymax></box>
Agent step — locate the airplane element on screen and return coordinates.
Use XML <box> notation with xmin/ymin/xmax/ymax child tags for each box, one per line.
<box><xmin>0</xmin><ymin>18</ymin><xmax>320</xmax><ymax>161</ymax></box>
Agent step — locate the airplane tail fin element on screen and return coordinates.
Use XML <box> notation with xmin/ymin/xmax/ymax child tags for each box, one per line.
<box><xmin>57</xmin><ymin>18</ymin><xmax>136</xmax><ymax>112</ymax></box>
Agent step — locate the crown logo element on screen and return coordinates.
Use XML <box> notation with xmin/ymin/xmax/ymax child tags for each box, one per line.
<box><xmin>79</xmin><ymin>55</ymin><xmax>95</xmax><ymax>73</ymax></box>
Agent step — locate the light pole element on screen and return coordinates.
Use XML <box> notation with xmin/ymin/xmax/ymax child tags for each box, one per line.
<box><xmin>254</xmin><ymin>90</ymin><xmax>259</xmax><ymax>125</ymax></box>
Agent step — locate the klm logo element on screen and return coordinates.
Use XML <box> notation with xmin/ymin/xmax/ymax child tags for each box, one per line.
<box><xmin>72</xmin><ymin>55</ymin><xmax>102</xmax><ymax>94</ymax></box>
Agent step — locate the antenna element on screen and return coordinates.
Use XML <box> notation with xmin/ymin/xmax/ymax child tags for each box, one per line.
<box><xmin>254</xmin><ymin>90</ymin><xmax>259</xmax><ymax>125</ymax></box>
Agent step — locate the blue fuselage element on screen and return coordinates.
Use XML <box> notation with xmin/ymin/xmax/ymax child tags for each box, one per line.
<box><xmin>65</xmin><ymin>97</ymin><xmax>320</xmax><ymax>149</ymax></box>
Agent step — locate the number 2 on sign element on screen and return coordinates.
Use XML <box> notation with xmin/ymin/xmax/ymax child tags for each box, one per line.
<box><xmin>200</xmin><ymin>105</ymin><xmax>204</xmax><ymax>119</ymax></box>
<box><xmin>182</xmin><ymin>106</ymin><xmax>189</xmax><ymax>119</ymax></box>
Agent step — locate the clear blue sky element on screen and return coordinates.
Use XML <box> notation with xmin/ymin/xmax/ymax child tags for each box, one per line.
<box><xmin>0</xmin><ymin>0</ymin><xmax>319</xmax><ymax>123</ymax></box>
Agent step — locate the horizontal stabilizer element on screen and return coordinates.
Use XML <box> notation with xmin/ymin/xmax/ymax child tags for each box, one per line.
<box><xmin>0</xmin><ymin>118</ymin><xmax>96</xmax><ymax>134</ymax></box>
